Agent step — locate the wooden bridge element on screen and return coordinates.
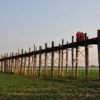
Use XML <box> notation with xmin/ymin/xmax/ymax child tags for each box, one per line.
<box><xmin>0</xmin><ymin>30</ymin><xmax>100</xmax><ymax>80</ymax></box>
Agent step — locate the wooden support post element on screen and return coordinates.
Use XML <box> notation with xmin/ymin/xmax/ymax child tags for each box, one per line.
<box><xmin>0</xmin><ymin>55</ymin><xmax>2</xmax><ymax>72</ymax></box>
<box><xmin>14</xmin><ymin>56</ymin><xmax>15</xmax><ymax>74</ymax></box>
<box><xmin>0</xmin><ymin>58</ymin><xmax>2</xmax><ymax>72</ymax></box>
<box><xmin>6</xmin><ymin>53</ymin><xmax>7</xmax><ymax>72</ymax></box>
<box><xmin>97</xmin><ymin>30</ymin><xmax>100</xmax><ymax>80</ymax></box>
<box><xmin>34</xmin><ymin>54</ymin><xmax>37</xmax><ymax>78</ymax></box>
<box><xmin>33</xmin><ymin>45</ymin><xmax>37</xmax><ymax>78</ymax></box>
<box><xmin>4</xmin><ymin>55</ymin><xmax>6</xmax><ymax>72</ymax></box>
<box><xmin>1</xmin><ymin>56</ymin><xmax>3</xmax><ymax>72</ymax></box>
<box><xmin>39</xmin><ymin>46</ymin><xmax>42</xmax><ymax>78</ymax></box>
<box><xmin>16</xmin><ymin>58</ymin><xmax>18</xmax><ymax>74</ymax></box>
<box><xmin>4</xmin><ymin>54</ymin><xmax>6</xmax><ymax>72</ymax></box>
<box><xmin>11</xmin><ymin>52</ymin><xmax>14</xmax><ymax>73</ymax></box>
<box><xmin>28</xmin><ymin>48</ymin><xmax>31</xmax><ymax>76</ymax></box>
<box><xmin>58</xmin><ymin>44</ymin><xmax>61</xmax><ymax>77</ymax></box>
<box><xmin>61</xmin><ymin>39</ymin><xmax>64</xmax><ymax>77</ymax></box>
<box><xmin>72</xmin><ymin>36</ymin><xmax>74</xmax><ymax>77</ymax></box>
<box><xmin>17</xmin><ymin>49</ymin><xmax>20</xmax><ymax>74</ymax></box>
<box><xmin>8</xmin><ymin>55</ymin><xmax>11</xmax><ymax>73</ymax></box>
<box><xmin>44</xmin><ymin>43</ymin><xmax>48</xmax><ymax>78</ymax></box>
<box><xmin>13</xmin><ymin>58</ymin><xmax>15</xmax><ymax>74</ymax></box>
<box><xmin>24</xmin><ymin>51</ymin><xmax>27</xmax><ymax>76</ymax></box>
<box><xmin>6</xmin><ymin>53</ymin><xmax>8</xmax><ymax>72</ymax></box>
<box><xmin>85</xmin><ymin>33</ymin><xmax>89</xmax><ymax>80</ymax></box>
<box><xmin>15</xmin><ymin>53</ymin><xmax>17</xmax><ymax>74</ymax></box>
<box><xmin>66</xmin><ymin>42</ymin><xmax>68</xmax><ymax>77</ymax></box>
<box><xmin>75</xmin><ymin>47</ymin><xmax>78</xmax><ymax>78</ymax></box>
<box><xmin>1</xmin><ymin>55</ymin><xmax>2</xmax><ymax>72</ymax></box>
<box><xmin>9</xmin><ymin>53</ymin><xmax>11</xmax><ymax>73</ymax></box>
<box><xmin>32</xmin><ymin>54</ymin><xmax>34</xmax><ymax>76</ymax></box>
<box><xmin>51</xmin><ymin>41</ymin><xmax>54</xmax><ymax>78</ymax></box>
<box><xmin>1</xmin><ymin>56</ymin><xmax>2</xmax><ymax>72</ymax></box>
<box><xmin>2</xmin><ymin>60</ymin><xmax>4</xmax><ymax>73</ymax></box>
<box><xmin>0</xmin><ymin>57</ymin><xmax>1</xmax><ymax>72</ymax></box>
<box><xmin>20</xmin><ymin>49</ymin><xmax>23</xmax><ymax>74</ymax></box>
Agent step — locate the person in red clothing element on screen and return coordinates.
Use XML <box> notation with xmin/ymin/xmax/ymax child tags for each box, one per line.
<box><xmin>76</xmin><ymin>32</ymin><xmax>88</xmax><ymax>42</ymax></box>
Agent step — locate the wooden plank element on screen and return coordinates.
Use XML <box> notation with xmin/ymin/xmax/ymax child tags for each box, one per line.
<box><xmin>51</xmin><ymin>41</ymin><xmax>54</xmax><ymax>78</ymax></box>
<box><xmin>85</xmin><ymin>33</ymin><xmax>89</xmax><ymax>80</ymax></box>
<box><xmin>97</xmin><ymin>30</ymin><xmax>100</xmax><ymax>80</ymax></box>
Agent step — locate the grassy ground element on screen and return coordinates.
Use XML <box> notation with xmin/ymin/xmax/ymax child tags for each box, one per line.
<box><xmin>0</xmin><ymin>70</ymin><xmax>100</xmax><ymax>100</ymax></box>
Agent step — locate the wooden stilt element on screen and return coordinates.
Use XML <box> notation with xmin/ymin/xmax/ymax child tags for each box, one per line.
<box><xmin>11</xmin><ymin>52</ymin><xmax>14</xmax><ymax>73</ymax></box>
<box><xmin>72</xmin><ymin>36</ymin><xmax>74</xmax><ymax>77</ymax></box>
<box><xmin>61</xmin><ymin>39</ymin><xmax>64</xmax><ymax>77</ymax></box>
<box><xmin>44</xmin><ymin>43</ymin><xmax>48</xmax><ymax>78</ymax></box>
<box><xmin>20</xmin><ymin>49</ymin><xmax>23</xmax><ymax>74</ymax></box>
<box><xmin>39</xmin><ymin>46</ymin><xmax>42</xmax><ymax>78</ymax></box>
<box><xmin>9</xmin><ymin>55</ymin><xmax>11</xmax><ymax>73</ymax></box>
<box><xmin>17</xmin><ymin>49</ymin><xmax>20</xmax><ymax>74</ymax></box>
<box><xmin>15</xmin><ymin>53</ymin><xmax>17</xmax><ymax>74</ymax></box>
<box><xmin>28</xmin><ymin>48</ymin><xmax>31</xmax><ymax>76</ymax></box>
<box><xmin>58</xmin><ymin>44</ymin><xmax>61</xmax><ymax>77</ymax></box>
<box><xmin>6</xmin><ymin>54</ymin><xmax>8</xmax><ymax>73</ymax></box>
<box><xmin>0</xmin><ymin>55</ymin><xmax>2</xmax><ymax>72</ymax></box>
<box><xmin>66</xmin><ymin>42</ymin><xmax>68</xmax><ymax>77</ymax></box>
<box><xmin>32</xmin><ymin>54</ymin><xmax>34</xmax><ymax>76</ymax></box>
<box><xmin>24</xmin><ymin>51</ymin><xmax>27</xmax><ymax>76</ymax></box>
<box><xmin>4</xmin><ymin>54</ymin><xmax>6</xmax><ymax>72</ymax></box>
<box><xmin>85</xmin><ymin>33</ymin><xmax>89</xmax><ymax>80</ymax></box>
<box><xmin>33</xmin><ymin>46</ymin><xmax>37</xmax><ymax>78</ymax></box>
<box><xmin>97</xmin><ymin>30</ymin><xmax>100</xmax><ymax>80</ymax></box>
<box><xmin>75</xmin><ymin>47</ymin><xmax>78</xmax><ymax>78</ymax></box>
<box><xmin>51</xmin><ymin>41</ymin><xmax>54</xmax><ymax>78</ymax></box>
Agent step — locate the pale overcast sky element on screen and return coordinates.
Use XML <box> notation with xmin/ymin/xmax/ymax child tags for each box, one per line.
<box><xmin>0</xmin><ymin>0</ymin><xmax>100</xmax><ymax>65</ymax></box>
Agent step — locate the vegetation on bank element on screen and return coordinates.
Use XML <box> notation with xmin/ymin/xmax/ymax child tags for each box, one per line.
<box><xmin>0</xmin><ymin>69</ymin><xmax>100</xmax><ymax>100</ymax></box>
